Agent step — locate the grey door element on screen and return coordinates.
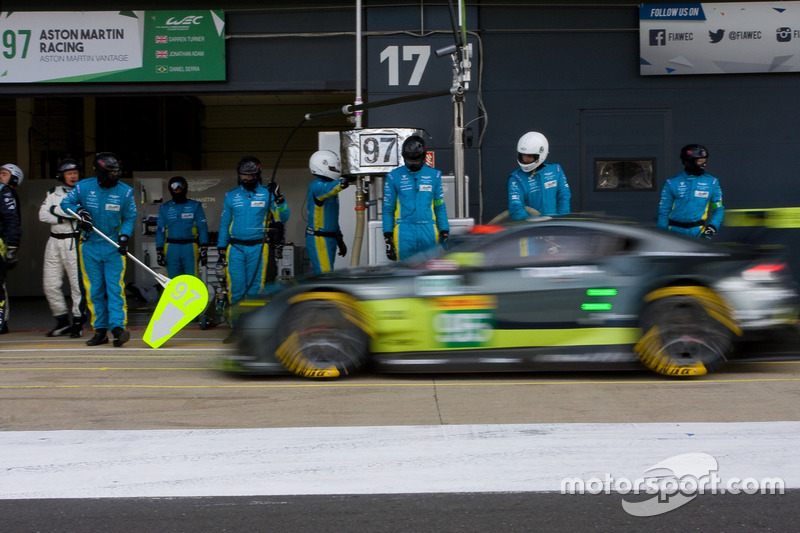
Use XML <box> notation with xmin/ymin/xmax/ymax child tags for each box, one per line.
<box><xmin>579</xmin><ymin>109</ymin><xmax>672</xmax><ymax>225</ymax></box>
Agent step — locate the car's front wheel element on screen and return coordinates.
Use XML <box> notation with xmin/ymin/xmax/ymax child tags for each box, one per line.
<box><xmin>635</xmin><ymin>286</ymin><xmax>741</xmax><ymax>376</ymax></box>
<box><xmin>274</xmin><ymin>292</ymin><xmax>372</xmax><ymax>378</ymax></box>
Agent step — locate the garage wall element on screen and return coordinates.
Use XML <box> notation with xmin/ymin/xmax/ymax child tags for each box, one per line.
<box><xmin>198</xmin><ymin>94</ymin><xmax>353</xmax><ymax>171</ymax></box>
<box><xmin>4</xmin><ymin>1</ymin><xmax>800</xmax><ymax>296</ymax></box>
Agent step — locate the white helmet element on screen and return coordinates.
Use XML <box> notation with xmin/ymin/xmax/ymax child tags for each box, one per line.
<box><xmin>517</xmin><ymin>132</ymin><xmax>549</xmax><ymax>173</ymax></box>
<box><xmin>309</xmin><ymin>150</ymin><xmax>342</xmax><ymax>180</ymax></box>
<box><xmin>1</xmin><ymin>163</ymin><xmax>23</xmax><ymax>186</ymax></box>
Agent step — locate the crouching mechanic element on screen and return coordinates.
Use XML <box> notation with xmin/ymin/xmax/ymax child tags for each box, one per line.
<box><xmin>383</xmin><ymin>136</ymin><xmax>449</xmax><ymax>261</ymax></box>
<box><xmin>306</xmin><ymin>150</ymin><xmax>355</xmax><ymax>275</ymax></box>
<box><xmin>217</xmin><ymin>156</ymin><xmax>290</xmax><ymax>324</ymax></box>
<box><xmin>156</xmin><ymin>176</ymin><xmax>209</xmax><ymax>278</ymax></box>
<box><xmin>507</xmin><ymin>131</ymin><xmax>571</xmax><ymax>219</ymax></box>
<box><xmin>39</xmin><ymin>158</ymin><xmax>86</xmax><ymax>337</ymax></box>
<box><xmin>657</xmin><ymin>144</ymin><xmax>724</xmax><ymax>239</ymax></box>
<box><xmin>0</xmin><ymin>163</ymin><xmax>23</xmax><ymax>333</ymax></box>
<box><xmin>61</xmin><ymin>152</ymin><xmax>137</xmax><ymax>347</ymax></box>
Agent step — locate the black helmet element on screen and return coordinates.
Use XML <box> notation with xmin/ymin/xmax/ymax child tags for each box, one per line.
<box><xmin>56</xmin><ymin>158</ymin><xmax>81</xmax><ymax>182</ymax></box>
<box><xmin>237</xmin><ymin>156</ymin><xmax>262</xmax><ymax>190</ymax></box>
<box><xmin>680</xmin><ymin>144</ymin><xmax>708</xmax><ymax>176</ymax></box>
<box><xmin>168</xmin><ymin>175</ymin><xmax>188</xmax><ymax>203</ymax></box>
<box><xmin>402</xmin><ymin>135</ymin><xmax>426</xmax><ymax>171</ymax></box>
<box><xmin>94</xmin><ymin>152</ymin><xmax>121</xmax><ymax>188</ymax></box>
<box><xmin>237</xmin><ymin>156</ymin><xmax>262</xmax><ymax>178</ymax></box>
<box><xmin>168</xmin><ymin>175</ymin><xmax>188</xmax><ymax>190</ymax></box>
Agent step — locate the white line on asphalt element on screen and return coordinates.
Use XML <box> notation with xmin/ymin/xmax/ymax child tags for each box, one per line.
<box><xmin>0</xmin><ymin>348</ymin><xmax>233</xmax><ymax>353</ymax></box>
<box><xmin>1</xmin><ymin>422</ymin><xmax>798</xmax><ymax>499</ymax></box>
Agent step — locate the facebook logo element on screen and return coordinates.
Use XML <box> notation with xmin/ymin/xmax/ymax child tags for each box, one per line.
<box><xmin>649</xmin><ymin>29</ymin><xmax>666</xmax><ymax>46</ymax></box>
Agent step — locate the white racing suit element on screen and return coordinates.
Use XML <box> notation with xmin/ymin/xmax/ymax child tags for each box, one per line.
<box><xmin>39</xmin><ymin>185</ymin><xmax>85</xmax><ymax>326</ymax></box>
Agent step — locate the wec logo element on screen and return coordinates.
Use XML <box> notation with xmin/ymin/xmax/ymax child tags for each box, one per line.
<box><xmin>166</xmin><ymin>16</ymin><xmax>204</xmax><ymax>26</ymax></box>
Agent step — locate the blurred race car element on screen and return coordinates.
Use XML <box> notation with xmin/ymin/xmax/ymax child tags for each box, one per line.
<box><xmin>221</xmin><ymin>216</ymin><xmax>800</xmax><ymax>378</ymax></box>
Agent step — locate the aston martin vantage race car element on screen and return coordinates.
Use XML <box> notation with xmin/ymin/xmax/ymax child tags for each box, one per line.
<box><xmin>221</xmin><ymin>216</ymin><xmax>800</xmax><ymax>378</ymax></box>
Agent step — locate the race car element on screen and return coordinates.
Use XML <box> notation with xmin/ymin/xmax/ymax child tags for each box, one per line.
<box><xmin>221</xmin><ymin>216</ymin><xmax>800</xmax><ymax>378</ymax></box>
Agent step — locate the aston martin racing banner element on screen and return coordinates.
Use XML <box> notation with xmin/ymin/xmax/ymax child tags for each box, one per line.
<box><xmin>640</xmin><ymin>2</ymin><xmax>800</xmax><ymax>75</ymax></box>
<box><xmin>0</xmin><ymin>10</ymin><xmax>225</xmax><ymax>83</ymax></box>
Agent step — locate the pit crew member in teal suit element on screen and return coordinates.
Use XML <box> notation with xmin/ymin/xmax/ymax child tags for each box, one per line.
<box><xmin>156</xmin><ymin>176</ymin><xmax>209</xmax><ymax>278</ymax></box>
<box><xmin>217</xmin><ymin>156</ymin><xmax>290</xmax><ymax>321</ymax></box>
<box><xmin>657</xmin><ymin>144</ymin><xmax>724</xmax><ymax>239</ymax></box>
<box><xmin>61</xmin><ymin>152</ymin><xmax>137</xmax><ymax>347</ymax></box>
<box><xmin>507</xmin><ymin>131</ymin><xmax>571</xmax><ymax>219</ymax></box>
<box><xmin>305</xmin><ymin>150</ymin><xmax>355</xmax><ymax>275</ymax></box>
<box><xmin>382</xmin><ymin>136</ymin><xmax>449</xmax><ymax>261</ymax></box>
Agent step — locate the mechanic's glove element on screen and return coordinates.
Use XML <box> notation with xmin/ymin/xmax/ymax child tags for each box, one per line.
<box><xmin>267</xmin><ymin>182</ymin><xmax>284</xmax><ymax>204</ymax></box>
<box><xmin>702</xmin><ymin>225</ymin><xmax>717</xmax><ymax>239</ymax></box>
<box><xmin>199</xmin><ymin>246</ymin><xmax>208</xmax><ymax>266</ymax></box>
<box><xmin>340</xmin><ymin>175</ymin><xmax>357</xmax><ymax>189</ymax></box>
<box><xmin>439</xmin><ymin>230</ymin><xmax>450</xmax><ymax>244</ymax></box>
<box><xmin>5</xmin><ymin>246</ymin><xmax>18</xmax><ymax>269</ymax></box>
<box><xmin>336</xmin><ymin>234</ymin><xmax>347</xmax><ymax>257</ymax></box>
<box><xmin>156</xmin><ymin>247</ymin><xmax>166</xmax><ymax>267</ymax></box>
<box><xmin>117</xmin><ymin>235</ymin><xmax>129</xmax><ymax>256</ymax></box>
<box><xmin>384</xmin><ymin>232</ymin><xmax>397</xmax><ymax>261</ymax></box>
<box><xmin>216</xmin><ymin>247</ymin><xmax>227</xmax><ymax>269</ymax></box>
<box><xmin>76</xmin><ymin>207</ymin><xmax>93</xmax><ymax>233</ymax></box>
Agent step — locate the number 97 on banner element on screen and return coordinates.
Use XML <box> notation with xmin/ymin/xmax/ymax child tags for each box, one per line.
<box><xmin>143</xmin><ymin>275</ymin><xmax>209</xmax><ymax>348</ymax></box>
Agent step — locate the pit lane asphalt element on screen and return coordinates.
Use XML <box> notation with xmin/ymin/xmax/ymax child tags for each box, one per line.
<box><xmin>2</xmin><ymin>303</ymin><xmax>800</xmax><ymax>531</ymax></box>
<box><xmin>2</xmin><ymin>328</ymin><xmax>800</xmax><ymax>429</ymax></box>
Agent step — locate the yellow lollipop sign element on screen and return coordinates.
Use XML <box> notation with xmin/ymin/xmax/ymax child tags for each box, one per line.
<box><xmin>144</xmin><ymin>275</ymin><xmax>209</xmax><ymax>348</ymax></box>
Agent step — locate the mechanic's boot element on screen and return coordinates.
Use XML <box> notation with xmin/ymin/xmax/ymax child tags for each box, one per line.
<box><xmin>86</xmin><ymin>328</ymin><xmax>108</xmax><ymax>346</ymax></box>
<box><xmin>69</xmin><ymin>317</ymin><xmax>83</xmax><ymax>338</ymax></box>
<box><xmin>47</xmin><ymin>315</ymin><xmax>71</xmax><ymax>337</ymax></box>
<box><xmin>112</xmin><ymin>327</ymin><xmax>130</xmax><ymax>347</ymax></box>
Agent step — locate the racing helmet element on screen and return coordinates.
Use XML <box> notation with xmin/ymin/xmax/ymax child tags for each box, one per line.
<box><xmin>1</xmin><ymin>163</ymin><xmax>24</xmax><ymax>187</ymax></box>
<box><xmin>168</xmin><ymin>175</ymin><xmax>188</xmax><ymax>203</ymax></box>
<box><xmin>94</xmin><ymin>152</ymin><xmax>121</xmax><ymax>188</ymax></box>
<box><xmin>401</xmin><ymin>135</ymin><xmax>427</xmax><ymax>172</ymax></box>
<box><xmin>680</xmin><ymin>144</ymin><xmax>708</xmax><ymax>175</ymax></box>
<box><xmin>237</xmin><ymin>156</ymin><xmax>262</xmax><ymax>190</ymax></box>
<box><xmin>517</xmin><ymin>132</ymin><xmax>549</xmax><ymax>173</ymax></box>
<box><xmin>309</xmin><ymin>150</ymin><xmax>342</xmax><ymax>180</ymax></box>
<box><xmin>56</xmin><ymin>158</ymin><xmax>81</xmax><ymax>183</ymax></box>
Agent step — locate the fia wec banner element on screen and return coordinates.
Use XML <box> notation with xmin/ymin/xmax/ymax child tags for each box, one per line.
<box><xmin>640</xmin><ymin>2</ymin><xmax>800</xmax><ymax>75</ymax></box>
<box><xmin>0</xmin><ymin>10</ymin><xmax>225</xmax><ymax>83</ymax></box>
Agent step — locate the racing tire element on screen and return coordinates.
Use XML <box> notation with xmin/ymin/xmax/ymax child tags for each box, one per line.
<box><xmin>275</xmin><ymin>294</ymin><xmax>371</xmax><ymax>379</ymax></box>
<box><xmin>635</xmin><ymin>286</ymin><xmax>740</xmax><ymax>377</ymax></box>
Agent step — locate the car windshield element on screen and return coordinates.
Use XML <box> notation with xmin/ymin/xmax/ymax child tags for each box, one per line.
<box><xmin>403</xmin><ymin>223</ymin><xmax>636</xmax><ymax>270</ymax></box>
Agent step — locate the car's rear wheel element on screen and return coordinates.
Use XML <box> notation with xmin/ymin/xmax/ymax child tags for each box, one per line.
<box><xmin>275</xmin><ymin>292</ymin><xmax>371</xmax><ymax>378</ymax></box>
<box><xmin>635</xmin><ymin>286</ymin><xmax>741</xmax><ymax>376</ymax></box>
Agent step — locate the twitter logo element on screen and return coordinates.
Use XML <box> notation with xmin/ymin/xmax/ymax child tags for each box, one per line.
<box><xmin>709</xmin><ymin>29</ymin><xmax>725</xmax><ymax>43</ymax></box>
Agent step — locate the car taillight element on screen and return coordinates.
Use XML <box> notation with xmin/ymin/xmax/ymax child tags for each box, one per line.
<box><xmin>743</xmin><ymin>263</ymin><xmax>786</xmax><ymax>281</ymax></box>
<box><xmin>469</xmin><ymin>225</ymin><xmax>505</xmax><ymax>234</ymax></box>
